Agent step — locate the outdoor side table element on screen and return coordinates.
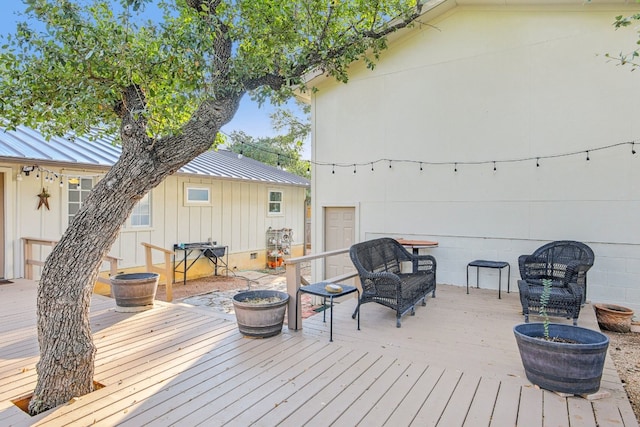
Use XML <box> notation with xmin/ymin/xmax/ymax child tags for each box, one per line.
<box><xmin>295</xmin><ymin>282</ymin><xmax>360</xmax><ymax>342</ymax></box>
<box><xmin>466</xmin><ymin>260</ymin><xmax>510</xmax><ymax>299</ymax></box>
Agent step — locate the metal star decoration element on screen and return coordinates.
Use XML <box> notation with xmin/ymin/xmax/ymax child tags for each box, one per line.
<box><xmin>37</xmin><ymin>188</ymin><xmax>50</xmax><ymax>210</ymax></box>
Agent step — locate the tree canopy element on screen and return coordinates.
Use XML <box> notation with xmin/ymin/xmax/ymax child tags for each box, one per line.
<box><xmin>0</xmin><ymin>0</ymin><xmax>425</xmax><ymax>414</ymax></box>
<box><xmin>1</xmin><ymin>0</ymin><xmax>423</xmax><ymax>140</ymax></box>
<box><xmin>227</xmin><ymin>102</ymin><xmax>311</xmax><ymax>179</ymax></box>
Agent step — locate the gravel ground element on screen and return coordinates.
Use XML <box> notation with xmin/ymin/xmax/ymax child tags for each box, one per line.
<box><xmin>603</xmin><ymin>330</ymin><xmax>640</xmax><ymax>421</ymax></box>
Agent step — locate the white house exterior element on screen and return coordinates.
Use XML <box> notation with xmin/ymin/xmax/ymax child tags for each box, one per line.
<box><xmin>0</xmin><ymin>125</ymin><xmax>309</xmax><ymax>283</ymax></box>
<box><xmin>308</xmin><ymin>0</ymin><xmax>640</xmax><ymax>312</ymax></box>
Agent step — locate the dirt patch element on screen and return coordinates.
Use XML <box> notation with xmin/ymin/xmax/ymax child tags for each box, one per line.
<box><xmin>154</xmin><ymin>274</ymin><xmax>250</xmax><ymax>302</ymax></box>
<box><xmin>604</xmin><ymin>330</ymin><xmax>640</xmax><ymax>420</ymax></box>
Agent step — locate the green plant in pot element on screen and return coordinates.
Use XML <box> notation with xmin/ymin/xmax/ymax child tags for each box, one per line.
<box><xmin>513</xmin><ymin>279</ymin><xmax>610</xmax><ymax>395</ymax></box>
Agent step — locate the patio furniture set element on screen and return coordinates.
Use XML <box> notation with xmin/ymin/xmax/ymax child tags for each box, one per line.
<box><xmin>303</xmin><ymin>237</ymin><xmax>594</xmax><ymax>334</ymax></box>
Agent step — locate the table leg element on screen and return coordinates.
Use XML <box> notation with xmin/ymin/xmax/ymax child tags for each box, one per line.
<box><xmin>295</xmin><ymin>290</ymin><xmax>299</xmax><ymax>330</ymax></box>
<box><xmin>499</xmin><ymin>268</ymin><xmax>502</xmax><ymax>299</ymax></box>
<box><xmin>466</xmin><ymin>265</ymin><xmax>469</xmax><ymax>294</ymax></box>
<box><xmin>356</xmin><ymin>290</ymin><xmax>360</xmax><ymax>331</ymax></box>
<box><xmin>329</xmin><ymin>296</ymin><xmax>334</xmax><ymax>342</ymax></box>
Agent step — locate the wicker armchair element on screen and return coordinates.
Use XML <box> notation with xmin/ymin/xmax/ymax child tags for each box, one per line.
<box><xmin>518</xmin><ymin>240</ymin><xmax>594</xmax><ymax>325</ymax></box>
<box><xmin>349</xmin><ymin>238</ymin><xmax>436</xmax><ymax>327</ymax></box>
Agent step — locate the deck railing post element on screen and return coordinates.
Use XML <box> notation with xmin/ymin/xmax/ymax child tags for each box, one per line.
<box><xmin>286</xmin><ymin>260</ymin><xmax>302</xmax><ymax>330</ymax></box>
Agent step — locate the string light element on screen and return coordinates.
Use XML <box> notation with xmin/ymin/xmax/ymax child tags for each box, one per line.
<box><xmin>353</xmin><ymin>164</ymin><xmax>356</xmax><ymax>174</ymax></box>
<box><xmin>310</xmin><ymin>140</ymin><xmax>637</xmax><ymax>174</ymax></box>
<box><xmin>17</xmin><ymin>165</ymin><xmax>102</xmax><ymax>184</ymax></box>
<box><xmin>332</xmin><ymin>164</ymin><xmax>335</xmax><ymax>174</ymax></box>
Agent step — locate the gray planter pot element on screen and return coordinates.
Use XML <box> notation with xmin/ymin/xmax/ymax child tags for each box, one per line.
<box><xmin>513</xmin><ymin>323</ymin><xmax>609</xmax><ymax>395</ymax></box>
<box><xmin>110</xmin><ymin>272</ymin><xmax>159</xmax><ymax>312</ymax></box>
<box><xmin>232</xmin><ymin>290</ymin><xmax>289</xmax><ymax>338</ymax></box>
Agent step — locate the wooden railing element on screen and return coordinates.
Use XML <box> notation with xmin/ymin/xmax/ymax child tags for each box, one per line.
<box><xmin>285</xmin><ymin>248</ymin><xmax>359</xmax><ymax>330</ymax></box>
<box><xmin>22</xmin><ymin>237</ymin><xmax>120</xmax><ymax>287</ymax></box>
<box><xmin>141</xmin><ymin>242</ymin><xmax>175</xmax><ymax>302</ymax></box>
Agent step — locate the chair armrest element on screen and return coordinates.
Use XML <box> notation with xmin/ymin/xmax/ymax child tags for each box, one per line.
<box><xmin>564</xmin><ymin>260</ymin><xmax>591</xmax><ymax>285</ymax></box>
<box><xmin>407</xmin><ymin>254</ymin><xmax>437</xmax><ymax>274</ymax></box>
<box><xmin>567</xmin><ymin>282</ymin><xmax>583</xmax><ymax>301</ymax></box>
<box><xmin>517</xmin><ymin>279</ymin><xmax>531</xmax><ymax>297</ymax></box>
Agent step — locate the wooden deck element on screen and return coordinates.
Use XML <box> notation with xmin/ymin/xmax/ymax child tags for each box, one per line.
<box><xmin>0</xmin><ymin>279</ymin><xmax>637</xmax><ymax>426</ymax></box>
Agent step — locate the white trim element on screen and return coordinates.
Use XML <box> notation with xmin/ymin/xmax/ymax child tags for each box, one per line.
<box><xmin>184</xmin><ymin>183</ymin><xmax>212</xmax><ymax>206</ymax></box>
<box><xmin>267</xmin><ymin>188</ymin><xmax>284</xmax><ymax>216</ymax></box>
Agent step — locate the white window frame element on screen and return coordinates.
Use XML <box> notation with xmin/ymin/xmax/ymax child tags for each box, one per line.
<box><xmin>67</xmin><ymin>176</ymin><xmax>94</xmax><ymax>225</ymax></box>
<box><xmin>129</xmin><ymin>192</ymin><xmax>152</xmax><ymax>228</ymax></box>
<box><xmin>268</xmin><ymin>189</ymin><xmax>284</xmax><ymax>216</ymax></box>
<box><xmin>184</xmin><ymin>183</ymin><xmax>211</xmax><ymax>206</ymax></box>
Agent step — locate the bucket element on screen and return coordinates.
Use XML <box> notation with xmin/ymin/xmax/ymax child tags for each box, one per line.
<box><xmin>110</xmin><ymin>272</ymin><xmax>159</xmax><ymax>312</ymax></box>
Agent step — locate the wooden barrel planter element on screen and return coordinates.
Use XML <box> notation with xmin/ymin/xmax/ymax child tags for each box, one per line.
<box><xmin>232</xmin><ymin>290</ymin><xmax>289</xmax><ymax>338</ymax></box>
<box><xmin>110</xmin><ymin>272</ymin><xmax>159</xmax><ymax>312</ymax></box>
<box><xmin>594</xmin><ymin>303</ymin><xmax>635</xmax><ymax>333</ymax></box>
<box><xmin>513</xmin><ymin>323</ymin><xmax>609</xmax><ymax>395</ymax></box>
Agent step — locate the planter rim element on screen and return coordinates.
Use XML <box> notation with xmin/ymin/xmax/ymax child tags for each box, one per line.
<box><xmin>513</xmin><ymin>322</ymin><xmax>609</xmax><ymax>348</ymax></box>
<box><xmin>232</xmin><ymin>290</ymin><xmax>289</xmax><ymax>307</ymax></box>
<box><xmin>594</xmin><ymin>303</ymin><xmax>634</xmax><ymax>314</ymax></box>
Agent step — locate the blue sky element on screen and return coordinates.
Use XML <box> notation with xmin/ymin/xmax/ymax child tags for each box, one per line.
<box><xmin>0</xmin><ymin>0</ymin><xmax>309</xmax><ymax>158</ymax></box>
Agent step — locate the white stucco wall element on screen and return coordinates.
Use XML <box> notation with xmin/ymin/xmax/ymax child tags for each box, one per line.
<box><xmin>311</xmin><ymin>2</ymin><xmax>640</xmax><ymax>312</ymax></box>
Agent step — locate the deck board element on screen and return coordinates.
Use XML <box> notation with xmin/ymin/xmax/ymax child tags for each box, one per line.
<box><xmin>0</xmin><ymin>279</ymin><xmax>637</xmax><ymax>427</ymax></box>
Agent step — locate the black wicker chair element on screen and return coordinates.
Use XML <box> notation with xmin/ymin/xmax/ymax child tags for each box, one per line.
<box><xmin>518</xmin><ymin>240</ymin><xmax>594</xmax><ymax>325</ymax></box>
<box><xmin>349</xmin><ymin>238</ymin><xmax>436</xmax><ymax>327</ymax></box>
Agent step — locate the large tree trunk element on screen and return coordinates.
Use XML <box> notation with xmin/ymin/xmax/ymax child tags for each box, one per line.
<box><xmin>28</xmin><ymin>94</ymin><xmax>241</xmax><ymax>415</ymax></box>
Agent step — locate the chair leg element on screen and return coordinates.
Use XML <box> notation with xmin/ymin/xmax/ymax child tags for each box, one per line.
<box><xmin>421</xmin><ymin>296</ymin><xmax>427</xmax><ymax>306</ymax></box>
<box><xmin>352</xmin><ymin>305</ymin><xmax>359</xmax><ymax>319</ymax></box>
<box><xmin>396</xmin><ymin>317</ymin><xmax>402</xmax><ymax>328</ymax></box>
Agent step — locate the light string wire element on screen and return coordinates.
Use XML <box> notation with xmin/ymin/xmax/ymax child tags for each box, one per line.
<box><xmin>16</xmin><ymin>165</ymin><xmax>104</xmax><ymax>187</ymax></box>
<box><xmin>309</xmin><ymin>140</ymin><xmax>637</xmax><ymax>171</ymax></box>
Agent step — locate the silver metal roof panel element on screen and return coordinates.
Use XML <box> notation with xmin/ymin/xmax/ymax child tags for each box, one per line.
<box><xmin>0</xmin><ymin>125</ymin><xmax>309</xmax><ymax>187</ymax></box>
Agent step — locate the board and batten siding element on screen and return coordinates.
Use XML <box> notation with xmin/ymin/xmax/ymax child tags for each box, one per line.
<box><xmin>112</xmin><ymin>175</ymin><xmax>306</xmax><ymax>270</ymax></box>
<box><xmin>310</xmin><ymin>3</ymin><xmax>640</xmax><ymax>312</ymax></box>
<box><xmin>8</xmin><ymin>163</ymin><xmax>306</xmax><ymax>279</ymax></box>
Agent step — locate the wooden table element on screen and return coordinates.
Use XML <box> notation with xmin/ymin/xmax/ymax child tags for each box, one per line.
<box><xmin>395</xmin><ymin>238</ymin><xmax>438</xmax><ymax>255</ymax></box>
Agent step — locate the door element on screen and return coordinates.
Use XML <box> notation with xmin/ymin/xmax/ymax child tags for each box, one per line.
<box><xmin>323</xmin><ymin>207</ymin><xmax>355</xmax><ymax>280</ymax></box>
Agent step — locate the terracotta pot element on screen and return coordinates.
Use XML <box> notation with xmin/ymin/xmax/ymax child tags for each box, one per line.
<box><xmin>594</xmin><ymin>303</ymin><xmax>634</xmax><ymax>333</ymax></box>
<box><xmin>110</xmin><ymin>272</ymin><xmax>159</xmax><ymax>312</ymax></box>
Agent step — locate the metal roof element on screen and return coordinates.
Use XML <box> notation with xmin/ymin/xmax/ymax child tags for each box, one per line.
<box><xmin>0</xmin><ymin>125</ymin><xmax>310</xmax><ymax>187</ymax></box>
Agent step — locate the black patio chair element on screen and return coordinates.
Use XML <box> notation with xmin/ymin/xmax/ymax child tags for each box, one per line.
<box><xmin>517</xmin><ymin>240</ymin><xmax>594</xmax><ymax>325</ymax></box>
<box><xmin>349</xmin><ymin>238</ymin><xmax>436</xmax><ymax>327</ymax></box>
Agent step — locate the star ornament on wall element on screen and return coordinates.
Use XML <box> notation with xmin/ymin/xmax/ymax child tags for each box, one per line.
<box><xmin>37</xmin><ymin>188</ymin><xmax>51</xmax><ymax>210</ymax></box>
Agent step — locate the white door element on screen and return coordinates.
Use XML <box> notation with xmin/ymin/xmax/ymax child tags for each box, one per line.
<box><xmin>323</xmin><ymin>207</ymin><xmax>355</xmax><ymax>281</ymax></box>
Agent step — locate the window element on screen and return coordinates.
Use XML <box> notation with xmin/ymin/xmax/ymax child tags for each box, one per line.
<box><xmin>184</xmin><ymin>183</ymin><xmax>211</xmax><ymax>206</ymax></box>
<box><xmin>130</xmin><ymin>192</ymin><xmax>151</xmax><ymax>227</ymax></box>
<box><xmin>68</xmin><ymin>177</ymin><xmax>93</xmax><ymax>223</ymax></box>
<box><xmin>268</xmin><ymin>190</ymin><xmax>283</xmax><ymax>215</ymax></box>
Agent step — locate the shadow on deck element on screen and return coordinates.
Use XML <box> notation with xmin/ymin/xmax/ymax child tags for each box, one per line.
<box><xmin>0</xmin><ymin>279</ymin><xmax>637</xmax><ymax>426</ymax></box>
